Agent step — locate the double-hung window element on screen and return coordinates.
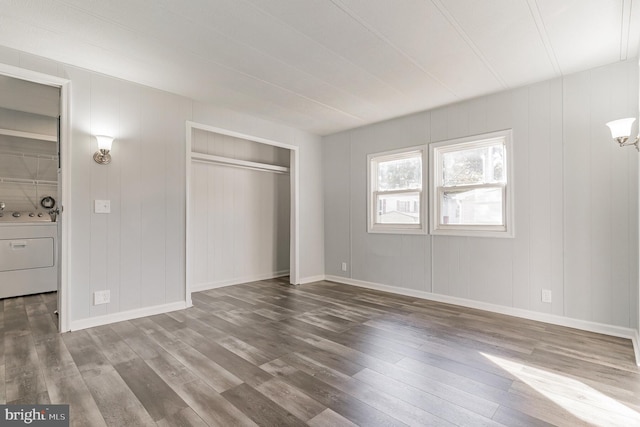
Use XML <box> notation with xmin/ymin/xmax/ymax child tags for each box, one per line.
<box><xmin>368</xmin><ymin>147</ymin><xmax>425</xmax><ymax>234</ymax></box>
<box><xmin>430</xmin><ymin>130</ymin><xmax>514</xmax><ymax>237</ymax></box>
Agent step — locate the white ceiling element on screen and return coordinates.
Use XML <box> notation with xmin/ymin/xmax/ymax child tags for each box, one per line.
<box><xmin>0</xmin><ymin>0</ymin><xmax>638</xmax><ymax>135</ymax></box>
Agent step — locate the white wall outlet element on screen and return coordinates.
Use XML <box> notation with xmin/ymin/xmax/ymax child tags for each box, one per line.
<box><xmin>541</xmin><ymin>289</ymin><xmax>552</xmax><ymax>303</ymax></box>
<box><xmin>94</xmin><ymin>290</ymin><xmax>110</xmax><ymax>305</ymax></box>
<box><xmin>94</xmin><ymin>200</ymin><xmax>111</xmax><ymax>214</ymax></box>
<box><xmin>341</xmin><ymin>262</ymin><xmax>347</xmax><ymax>272</ymax></box>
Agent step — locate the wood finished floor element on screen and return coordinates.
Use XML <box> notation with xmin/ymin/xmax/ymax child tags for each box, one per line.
<box><xmin>1</xmin><ymin>279</ymin><xmax>639</xmax><ymax>426</ymax></box>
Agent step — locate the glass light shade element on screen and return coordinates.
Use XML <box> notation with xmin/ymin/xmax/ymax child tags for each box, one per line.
<box><xmin>606</xmin><ymin>118</ymin><xmax>635</xmax><ymax>139</ymax></box>
<box><xmin>95</xmin><ymin>135</ymin><xmax>114</xmax><ymax>151</ymax></box>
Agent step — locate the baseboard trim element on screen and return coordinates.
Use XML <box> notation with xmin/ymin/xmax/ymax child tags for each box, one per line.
<box><xmin>69</xmin><ymin>301</ymin><xmax>189</xmax><ymax>331</ymax></box>
<box><xmin>298</xmin><ymin>275</ymin><xmax>326</xmax><ymax>285</ymax></box>
<box><xmin>191</xmin><ymin>270</ymin><xmax>290</xmax><ymax>293</ymax></box>
<box><xmin>633</xmin><ymin>330</ymin><xmax>640</xmax><ymax>367</ymax></box>
<box><xmin>326</xmin><ymin>275</ymin><xmax>639</xmax><ymax>365</ymax></box>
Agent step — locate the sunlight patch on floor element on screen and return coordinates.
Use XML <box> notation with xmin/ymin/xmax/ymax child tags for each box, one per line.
<box><xmin>481</xmin><ymin>352</ymin><xmax>640</xmax><ymax>426</ymax></box>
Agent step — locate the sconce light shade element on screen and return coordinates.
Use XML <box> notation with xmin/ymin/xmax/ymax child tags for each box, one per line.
<box><xmin>606</xmin><ymin>118</ymin><xmax>635</xmax><ymax>140</ymax></box>
<box><xmin>95</xmin><ymin>135</ymin><xmax>114</xmax><ymax>151</ymax></box>
<box><xmin>606</xmin><ymin>118</ymin><xmax>639</xmax><ymax>151</ymax></box>
<box><xmin>93</xmin><ymin>135</ymin><xmax>114</xmax><ymax>165</ymax></box>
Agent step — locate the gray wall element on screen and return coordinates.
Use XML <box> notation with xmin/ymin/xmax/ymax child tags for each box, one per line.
<box><xmin>324</xmin><ymin>60</ymin><xmax>639</xmax><ymax>330</ymax></box>
<box><xmin>0</xmin><ymin>46</ymin><xmax>325</xmax><ymax>325</ymax></box>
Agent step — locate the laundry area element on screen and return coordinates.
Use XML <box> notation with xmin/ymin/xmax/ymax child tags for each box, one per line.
<box><xmin>0</xmin><ymin>75</ymin><xmax>60</xmax><ymax>305</ymax></box>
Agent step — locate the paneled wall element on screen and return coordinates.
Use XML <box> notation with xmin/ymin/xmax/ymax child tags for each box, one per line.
<box><xmin>65</xmin><ymin>68</ymin><xmax>192</xmax><ymax>320</ymax></box>
<box><xmin>190</xmin><ymin>130</ymin><xmax>291</xmax><ymax>289</ymax></box>
<box><xmin>324</xmin><ymin>60</ymin><xmax>639</xmax><ymax>330</ymax></box>
<box><xmin>0</xmin><ymin>46</ymin><xmax>324</xmax><ymax>327</ymax></box>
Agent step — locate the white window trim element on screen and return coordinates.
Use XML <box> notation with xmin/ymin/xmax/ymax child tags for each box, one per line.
<box><xmin>429</xmin><ymin>129</ymin><xmax>514</xmax><ymax>238</ymax></box>
<box><xmin>367</xmin><ymin>146</ymin><xmax>427</xmax><ymax>234</ymax></box>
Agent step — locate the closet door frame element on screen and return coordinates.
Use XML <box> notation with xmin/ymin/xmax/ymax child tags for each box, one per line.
<box><xmin>185</xmin><ymin>121</ymin><xmax>299</xmax><ymax>306</ymax></box>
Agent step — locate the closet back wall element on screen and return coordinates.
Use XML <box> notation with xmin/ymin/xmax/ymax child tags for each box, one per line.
<box><xmin>190</xmin><ymin>129</ymin><xmax>291</xmax><ymax>290</ymax></box>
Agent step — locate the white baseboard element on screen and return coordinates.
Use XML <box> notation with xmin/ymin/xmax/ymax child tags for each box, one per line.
<box><xmin>190</xmin><ymin>270</ymin><xmax>290</xmax><ymax>293</ymax></box>
<box><xmin>298</xmin><ymin>275</ymin><xmax>326</xmax><ymax>285</ymax></box>
<box><xmin>326</xmin><ymin>275</ymin><xmax>640</xmax><ymax>365</ymax></box>
<box><xmin>633</xmin><ymin>330</ymin><xmax>640</xmax><ymax>367</ymax></box>
<box><xmin>69</xmin><ymin>301</ymin><xmax>189</xmax><ymax>331</ymax></box>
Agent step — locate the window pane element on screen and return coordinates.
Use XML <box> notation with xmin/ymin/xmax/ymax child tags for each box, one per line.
<box><xmin>376</xmin><ymin>192</ymin><xmax>420</xmax><ymax>224</ymax></box>
<box><xmin>442</xmin><ymin>143</ymin><xmax>505</xmax><ymax>186</ymax></box>
<box><xmin>440</xmin><ymin>187</ymin><xmax>503</xmax><ymax>225</ymax></box>
<box><xmin>377</xmin><ymin>155</ymin><xmax>421</xmax><ymax>191</ymax></box>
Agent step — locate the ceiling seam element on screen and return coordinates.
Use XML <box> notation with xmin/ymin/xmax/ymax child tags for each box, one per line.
<box><xmin>1</xmin><ymin>13</ymin><xmax>337</xmax><ymax>134</ymax></box>
<box><xmin>328</xmin><ymin>0</ymin><xmax>460</xmax><ymax>99</ymax></box>
<box><xmin>620</xmin><ymin>0</ymin><xmax>632</xmax><ymax>61</ymax></box>
<box><xmin>525</xmin><ymin>0</ymin><xmax>562</xmax><ymax>76</ymax></box>
<box><xmin>236</xmin><ymin>0</ymin><xmax>412</xmax><ymax>99</ymax></box>
<box><xmin>151</xmin><ymin>1</ymin><xmax>388</xmax><ymax>120</ymax></box>
<box><xmin>52</xmin><ymin>0</ymin><xmax>367</xmax><ymax>123</ymax></box>
<box><xmin>429</xmin><ymin>0</ymin><xmax>509</xmax><ymax>89</ymax></box>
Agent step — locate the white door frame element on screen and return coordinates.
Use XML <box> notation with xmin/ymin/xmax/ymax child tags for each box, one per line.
<box><xmin>0</xmin><ymin>63</ymin><xmax>71</xmax><ymax>332</ymax></box>
<box><xmin>185</xmin><ymin>121</ymin><xmax>300</xmax><ymax>306</ymax></box>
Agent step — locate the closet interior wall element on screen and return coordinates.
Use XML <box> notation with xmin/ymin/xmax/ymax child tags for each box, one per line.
<box><xmin>189</xmin><ymin>128</ymin><xmax>290</xmax><ymax>291</ymax></box>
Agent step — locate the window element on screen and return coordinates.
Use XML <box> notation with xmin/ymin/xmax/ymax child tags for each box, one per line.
<box><xmin>430</xmin><ymin>130</ymin><xmax>514</xmax><ymax>237</ymax></box>
<box><xmin>368</xmin><ymin>147</ymin><xmax>426</xmax><ymax>234</ymax></box>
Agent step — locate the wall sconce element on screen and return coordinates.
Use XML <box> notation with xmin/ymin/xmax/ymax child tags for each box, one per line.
<box><xmin>606</xmin><ymin>118</ymin><xmax>639</xmax><ymax>151</ymax></box>
<box><xmin>93</xmin><ymin>135</ymin><xmax>114</xmax><ymax>164</ymax></box>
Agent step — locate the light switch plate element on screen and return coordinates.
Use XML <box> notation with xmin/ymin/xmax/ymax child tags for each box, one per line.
<box><xmin>94</xmin><ymin>200</ymin><xmax>110</xmax><ymax>214</ymax></box>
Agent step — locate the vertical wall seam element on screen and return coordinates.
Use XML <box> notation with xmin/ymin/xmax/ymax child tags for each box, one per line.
<box><xmin>589</xmin><ymin>70</ymin><xmax>593</xmax><ymax>323</ymax></box>
<box><xmin>89</xmin><ymin>74</ymin><xmax>95</xmax><ymax>316</ymax></box>
<box><xmin>349</xmin><ymin>130</ymin><xmax>353</xmax><ymax>280</ymax></box>
<box><xmin>561</xmin><ymin>75</ymin><xmax>566</xmax><ymax>318</ymax></box>
<box><xmin>632</xmin><ymin>60</ymin><xmax>638</xmax><ymax>330</ymax></box>
<box><xmin>429</xmin><ymin>111</ymin><xmax>434</xmax><ymax>294</ymax></box>
<box><xmin>164</xmin><ymin>103</ymin><xmax>168</xmax><ymax>303</ymax></box>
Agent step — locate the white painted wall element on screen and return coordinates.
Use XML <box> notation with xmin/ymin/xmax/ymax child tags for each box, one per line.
<box><xmin>189</xmin><ymin>129</ymin><xmax>291</xmax><ymax>289</ymax></box>
<box><xmin>0</xmin><ymin>46</ymin><xmax>324</xmax><ymax>327</ymax></box>
<box><xmin>324</xmin><ymin>60</ymin><xmax>639</xmax><ymax>331</ymax></box>
<box><xmin>64</xmin><ymin>67</ymin><xmax>192</xmax><ymax>321</ymax></box>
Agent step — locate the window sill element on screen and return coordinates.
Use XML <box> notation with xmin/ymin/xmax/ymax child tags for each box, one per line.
<box><xmin>368</xmin><ymin>225</ymin><xmax>427</xmax><ymax>235</ymax></box>
<box><xmin>430</xmin><ymin>227</ymin><xmax>514</xmax><ymax>238</ymax></box>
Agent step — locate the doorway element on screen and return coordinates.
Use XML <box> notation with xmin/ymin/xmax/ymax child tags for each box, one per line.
<box><xmin>0</xmin><ymin>63</ymin><xmax>71</xmax><ymax>332</ymax></box>
<box><xmin>185</xmin><ymin>121</ymin><xmax>300</xmax><ymax>305</ymax></box>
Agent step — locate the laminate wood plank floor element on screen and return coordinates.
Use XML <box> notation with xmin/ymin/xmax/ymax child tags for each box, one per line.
<box><xmin>1</xmin><ymin>279</ymin><xmax>639</xmax><ymax>426</ymax></box>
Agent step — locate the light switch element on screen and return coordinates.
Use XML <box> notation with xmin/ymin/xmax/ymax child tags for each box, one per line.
<box><xmin>94</xmin><ymin>200</ymin><xmax>111</xmax><ymax>214</ymax></box>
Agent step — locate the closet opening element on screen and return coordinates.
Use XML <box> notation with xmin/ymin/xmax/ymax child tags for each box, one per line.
<box><xmin>185</xmin><ymin>121</ymin><xmax>299</xmax><ymax>304</ymax></box>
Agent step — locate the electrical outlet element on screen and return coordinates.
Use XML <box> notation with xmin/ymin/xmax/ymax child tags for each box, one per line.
<box><xmin>341</xmin><ymin>262</ymin><xmax>347</xmax><ymax>272</ymax></box>
<box><xmin>94</xmin><ymin>290</ymin><xmax>110</xmax><ymax>305</ymax></box>
<box><xmin>541</xmin><ymin>289</ymin><xmax>552</xmax><ymax>304</ymax></box>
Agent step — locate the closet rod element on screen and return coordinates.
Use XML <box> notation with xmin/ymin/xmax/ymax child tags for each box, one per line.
<box><xmin>191</xmin><ymin>152</ymin><xmax>289</xmax><ymax>175</ymax></box>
